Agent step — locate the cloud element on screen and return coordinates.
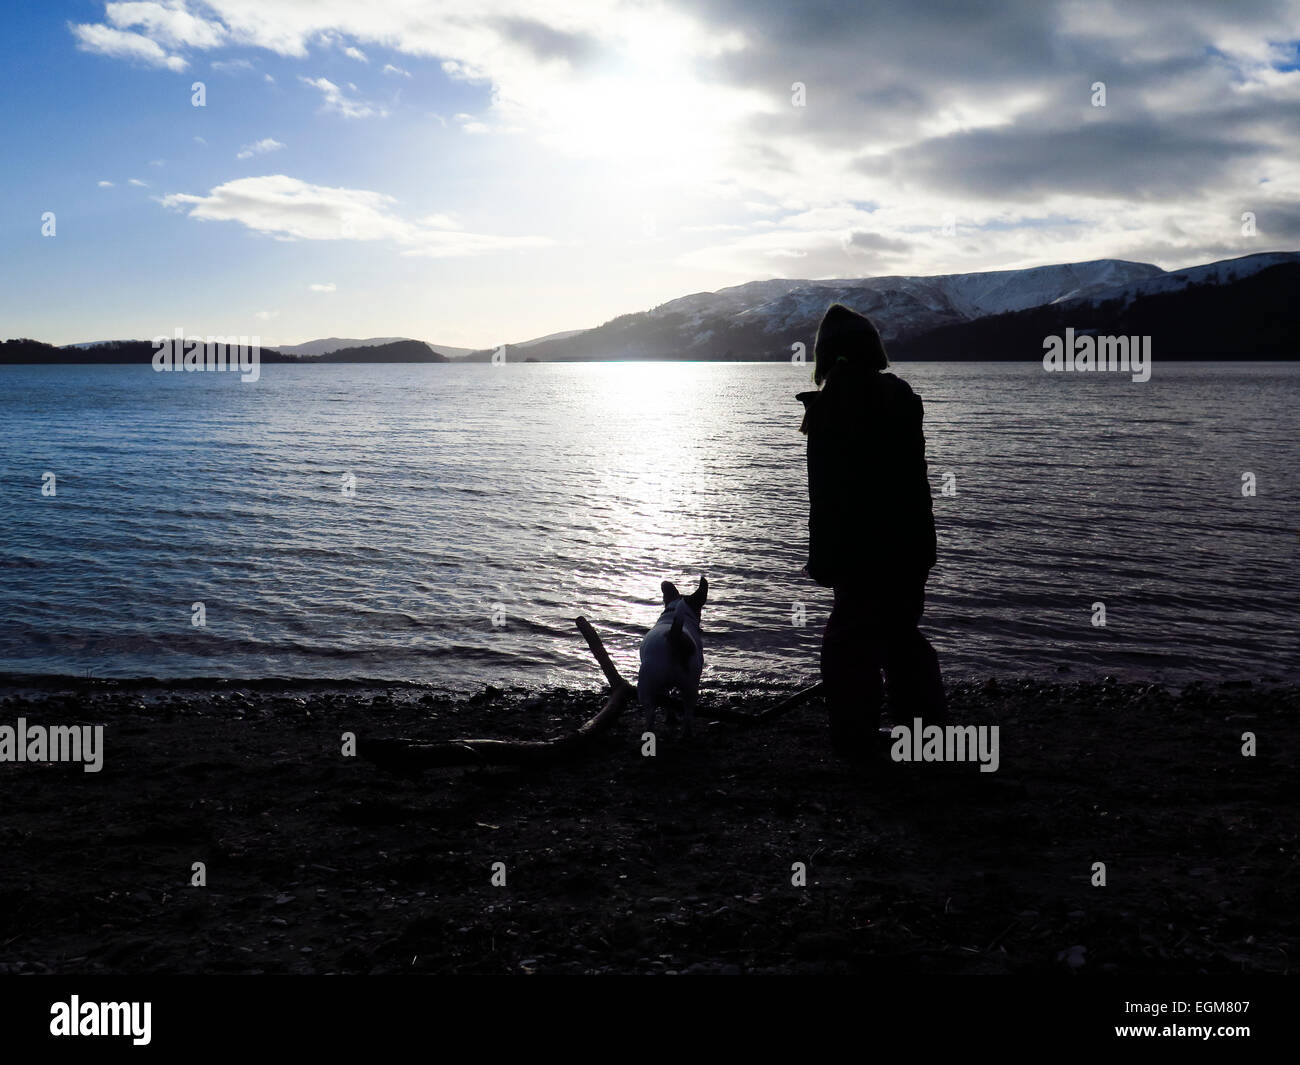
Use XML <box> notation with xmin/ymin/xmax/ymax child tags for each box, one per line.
<box><xmin>254</xmin><ymin>310</ymin><xmax>279</xmax><ymax>319</ymax></box>
<box><xmin>490</xmin><ymin>16</ymin><xmax>600</xmax><ymax>66</ymax></box>
<box><xmin>67</xmin><ymin>2</ymin><xmax>759</xmax><ymax>170</ymax></box>
<box><xmin>308</xmin><ymin>282</ymin><xmax>336</xmax><ymax>292</ymax></box>
<box><xmin>454</xmin><ymin>113</ymin><xmax>490</xmax><ymax>134</ymax></box>
<box><xmin>97</xmin><ymin>180</ymin><xmax>115</xmax><ymax>187</ymax></box>
<box><xmin>128</xmin><ymin>178</ymin><xmax>148</xmax><ymax>187</ymax></box>
<box><xmin>344</xmin><ymin>46</ymin><xmax>367</xmax><ymax>62</ymax></box>
<box><xmin>70</xmin><ymin>22</ymin><xmax>187</xmax><ymax>71</ymax></box>
<box><xmin>299</xmin><ymin>76</ymin><xmax>387</xmax><ymax>119</ymax></box>
<box><xmin>866</xmin><ymin>113</ymin><xmax>1269</xmax><ymax>203</ymax></box>
<box><xmin>105</xmin><ymin>1</ymin><xmax>227</xmax><ymax>49</ymax></box>
<box><xmin>844</xmin><ymin>230</ymin><xmax>911</xmax><ymax>254</ymax></box>
<box><xmin>160</xmin><ymin>175</ymin><xmax>405</xmax><ymax>241</ymax></box>
<box><xmin>237</xmin><ymin>137</ymin><xmax>285</xmax><ymax>160</ymax></box>
<box><xmin>66</xmin><ymin>0</ymin><xmax>1300</xmax><ymax>279</ymax></box>
<box><xmin>211</xmin><ymin>58</ymin><xmax>252</xmax><ymax>73</ymax></box>
<box><xmin>158</xmin><ymin>174</ymin><xmax>554</xmax><ymax>257</ymax></box>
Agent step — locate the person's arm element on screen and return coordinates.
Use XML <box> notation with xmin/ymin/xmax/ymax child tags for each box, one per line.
<box><xmin>908</xmin><ymin>392</ymin><xmax>938</xmax><ymax>569</ymax></box>
<box><xmin>805</xmin><ymin>417</ymin><xmax>847</xmax><ymax>586</ymax></box>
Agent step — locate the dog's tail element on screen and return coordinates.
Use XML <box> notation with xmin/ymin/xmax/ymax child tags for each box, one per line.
<box><xmin>668</xmin><ymin>599</ymin><xmax>696</xmax><ymax>666</ymax></box>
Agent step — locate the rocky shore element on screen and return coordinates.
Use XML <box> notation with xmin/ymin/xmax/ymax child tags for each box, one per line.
<box><xmin>0</xmin><ymin>675</ymin><xmax>1295</xmax><ymax>975</ymax></box>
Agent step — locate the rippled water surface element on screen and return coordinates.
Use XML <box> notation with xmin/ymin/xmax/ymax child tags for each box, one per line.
<box><xmin>1</xmin><ymin>361</ymin><xmax>1296</xmax><ymax>689</ymax></box>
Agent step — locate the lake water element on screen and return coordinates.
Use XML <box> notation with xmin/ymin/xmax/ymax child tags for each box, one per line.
<box><xmin>1</xmin><ymin>361</ymin><xmax>1296</xmax><ymax>691</ymax></box>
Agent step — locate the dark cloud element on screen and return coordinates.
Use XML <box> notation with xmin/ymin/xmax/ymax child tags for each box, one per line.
<box><xmin>1248</xmin><ymin>202</ymin><xmax>1300</xmax><ymax>241</ymax></box>
<box><xmin>680</xmin><ymin>0</ymin><xmax>1300</xmax><ymax>211</ymax></box>
<box><xmin>695</xmin><ymin>0</ymin><xmax>1070</xmax><ymax>146</ymax></box>
<box><xmin>491</xmin><ymin>16</ymin><xmax>600</xmax><ymax>66</ymax></box>
<box><xmin>869</xmin><ymin>117</ymin><xmax>1268</xmax><ymax>200</ymax></box>
<box><xmin>845</xmin><ymin>229</ymin><xmax>910</xmax><ymax>252</ymax></box>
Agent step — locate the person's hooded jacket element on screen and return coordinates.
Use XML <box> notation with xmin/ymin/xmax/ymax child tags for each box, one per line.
<box><xmin>798</xmin><ymin>304</ymin><xmax>937</xmax><ymax>587</ymax></box>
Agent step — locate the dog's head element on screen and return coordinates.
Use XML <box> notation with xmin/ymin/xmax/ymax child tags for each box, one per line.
<box><xmin>660</xmin><ymin>576</ymin><xmax>708</xmax><ymax>618</ymax></box>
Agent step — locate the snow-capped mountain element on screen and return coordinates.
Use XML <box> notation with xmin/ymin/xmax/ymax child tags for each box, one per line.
<box><xmin>492</xmin><ymin>257</ymin><xmax>1200</xmax><ymax>361</ymax></box>
<box><xmin>1058</xmin><ymin>251</ymin><xmax>1300</xmax><ymax>308</ymax></box>
<box><xmin>652</xmin><ymin>258</ymin><xmax>1164</xmax><ymax>338</ymax></box>
<box><xmin>888</xmin><ymin>253</ymin><xmax>1300</xmax><ymax>360</ymax></box>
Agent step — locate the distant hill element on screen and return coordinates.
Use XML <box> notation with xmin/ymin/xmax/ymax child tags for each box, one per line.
<box><xmin>273</xmin><ymin>336</ymin><xmax>411</xmax><ymax>357</ymax></box>
<box><xmin>0</xmin><ymin>338</ymin><xmax>448</xmax><ymax>365</ymax></box>
<box><xmin>314</xmin><ymin>339</ymin><xmax>448</xmax><ymax>362</ymax></box>
<box><xmin>276</xmin><ymin>336</ymin><xmax>473</xmax><ymax>359</ymax></box>
<box><xmin>450</xmin><ymin>328</ymin><xmax>586</xmax><ymax>362</ymax></box>
<box><xmin>51</xmin><ymin>336</ymin><xmax>473</xmax><ymax>360</ymax></box>
<box><xmin>0</xmin><ymin>339</ymin><xmax>291</xmax><ymax>365</ymax></box>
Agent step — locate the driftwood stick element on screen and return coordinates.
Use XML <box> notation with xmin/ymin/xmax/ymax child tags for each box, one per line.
<box><xmin>358</xmin><ymin>681</ymin><xmax>634</xmax><ymax>772</ymax></box>
<box><xmin>358</xmin><ymin>617</ymin><xmax>634</xmax><ymax>773</ymax></box>
<box><xmin>633</xmin><ymin>682</ymin><xmax>824</xmax><ymax>726</ymax></box>
<box><xmin>356</xmin><ymin>616</ymin><xmax>830</xmax><ymax>773</ymax></box>
<box><xmin>575</xmin><ymin>614</ymin><xmax>626</xmax><ymax>690</ymax></box>
<box><xmin>753</xmin><ymin>681</ymin><xmax>825</xmax><ymax>722</ymax></box>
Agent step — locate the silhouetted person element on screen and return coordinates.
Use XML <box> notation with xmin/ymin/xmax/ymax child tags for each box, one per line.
<box><xmin>798</xmin><ymin>303</ymin><xmax>947</xmax><ymax>760</ymax></box>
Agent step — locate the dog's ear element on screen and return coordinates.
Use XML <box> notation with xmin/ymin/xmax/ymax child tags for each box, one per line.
<box><xmin>661</xmin><ymin>580</ymin><xmax>680</xmax><ymax>606</ymax></box>
<box><xmin>685</xmin><ymin>576</ymin><xmax>708</xmax><ymax>615</ymax></box>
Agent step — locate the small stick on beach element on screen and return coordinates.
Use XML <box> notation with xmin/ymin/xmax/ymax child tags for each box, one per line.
<box><xmin>751</xmin><ymin>681</ymin><xmax>824</xmax><ymax>723</ymax></box>
<box><xmin>358</xmin><ymin>616</ymin><xmax>634</xmax><ymax>773</ymax></box>
<box><xmin>357</xmin><ymin>622</ymin><xmax>832</xmax><ymax>773</ymax></box>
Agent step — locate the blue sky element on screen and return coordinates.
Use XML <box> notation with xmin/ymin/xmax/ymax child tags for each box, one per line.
<box><xmin>4</xmin><ymin>1</ymin><xmax>1300</xmax><ymax>348</ymax></box>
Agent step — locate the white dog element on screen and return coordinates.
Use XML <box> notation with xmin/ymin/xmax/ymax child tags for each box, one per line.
<box><xmin>637</xmin><ymin>577</ymin><xmax>708</xmax><ymax>737</ymax></box>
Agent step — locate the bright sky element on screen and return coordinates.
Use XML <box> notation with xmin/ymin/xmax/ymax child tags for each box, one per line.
<box><xmin>4</xmin><ymin>0</ymin><xmax>1300</xmax><ymax>347</ymax></box>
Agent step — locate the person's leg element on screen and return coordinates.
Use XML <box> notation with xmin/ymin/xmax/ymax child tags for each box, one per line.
<box><xmin>878</xmin><ymin>570</ymin><xmax>947</xmax><ymax>726</ymax></box>
<box><xmin>821</xmin><ymin>584</ymin><xmax>885</xmax><ymax>755</ymax></box>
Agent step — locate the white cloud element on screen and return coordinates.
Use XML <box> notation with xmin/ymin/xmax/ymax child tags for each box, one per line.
<box><xmin>381</xmin><ymin>64</ymin><xmax>410</xmax><ymax>77</ymax></box>
<box><xmin>299</xmin><ymin>76</ymin><xmax>387</xmax><ymax>119</ymax></box>
<box><xmin>254</xmin><ymin>310</ymin><xmax>279</xmax><ymax>320</ymax></box>
<box><xmin>452</xmin><ymin>112</ymin><xmax>493</xmax><ymax>134</ymax></box>
<box><xmin>160</xmin><ymin>175</ymin><xmax>404</xmax><ymax>241</ymax></box>
<box><xmin>237</xmin><ymin>137</ymin><xmax>285</xmax><ymax>160</ymax></box>
<box><xmin>70</xmin><ymin>22</ymin><xmax>186</xmax><ymax>71</ymax></box>
<box><xmin>128</xmin><ymin>178</ymin><xmax>148</xmax><ymax>187</ymax></box>
<box><xmin>417</xmin><ymin>212</ymin><xmax>460</xmax><ymax>229</ymax></box>
<box><xmin>211</xmin><ymin>58</ymin><xmax>252</xmax><ymax>73</ymax></box>
<box><xmin>159</xmin><ymin>174</ymin><xmax>554</xmax><ymax>258</ymax></box>
<box><xmin>68</xmin><ymin>3</ymin><xmax>755</xmax><ymax>171</ymax></box>
<box><xmin>344</xmin><ymin>46</ymin><xmax>367</xmax><ymax>62</ymax></box>
<box><xmin>105</xmin><ymin>1</ymin><xmax>227</xmax><ymax>49</ymax></box>
<box><xmin>308</xmin><ymin>282</ymin><xmax>336</xmax><ymax>292</ymax></box>
<box><xmin>97</xmin><ymin>180</ymin><xmax>115</xmax><ymax>188</ymax></box>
